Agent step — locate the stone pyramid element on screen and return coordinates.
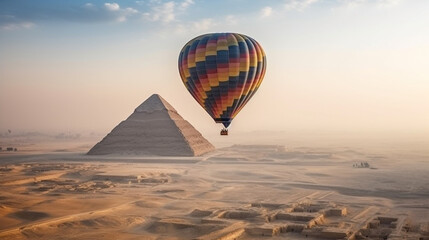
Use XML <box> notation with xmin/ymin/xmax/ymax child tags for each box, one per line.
<box><xmin>87</xmin><ymin>94</ymin><xmax>215</xmax><ymax>156</ymax></box>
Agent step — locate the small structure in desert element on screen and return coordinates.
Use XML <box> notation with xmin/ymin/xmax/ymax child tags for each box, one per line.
<box><xmin>87</xmin><ymin>94</ymin><xmax>214</xmax><ymax>156</ymax></box>
<box><xmin>353</xmin><ymin>162</ymin><xmax>370</xmax><ymax>168</ymax></box>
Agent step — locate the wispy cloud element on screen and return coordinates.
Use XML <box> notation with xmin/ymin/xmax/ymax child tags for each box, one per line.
<box><xmin>0</xmin><ymin>0</ymin><xmax>196</xmax><ymax>31</ymax></box>
<box><xmin>225</xmin><ymin>15</ymin><xmax>238</xmax><ymax>25</ymax></box>
<box><xmin>0</xmin><ymin>14</ymin><xmax>34</xmax><ymax>30</ymax></box>
<box><xmin>143</xmin><ymin>1</ymin><xmax>176</xmax><ymax>23</ymax></box>
<box><xmin>173</xmin><ymin>18</ymin><xmax>219</xmax><ymax>35</ymax></box>
<box><xmin>192</xmin><ymin>18</ymin><xmax>216</xmax><ymax>31</ymax></box>
<box><xmin>285</xmin><ymin>0</ymin><xmax>319</xmax><ymax>11</ymax></box>
<box><xmin>125</xmin><ymin>7</ymin><xmax>139</xmax><ymax>15</ymax></box>
<box><xmin>261</xmin><ymin>6</ymin><xmax>273</xmax><ymax>18</ymax></box>
<box><xmin>180</xmin><ymin>0</ymin><xmax>194</xmax><ymax>10</ymax></box>
<box><xmin>378</xmin><ymin>0</ymin><xmax>401</xmax><ymax>7</ymax></box>
<box><xmin>336</xmin><ymin>0</ymin><xmax>403</xmax><ymax>10</ymax></box>
<box><xmin>104</xmin><ymin>2</ymin><xmax>139</xmax><ymax>22</ymax></box>
<box><xmin>376</xmin><ymin>0</ymin><xmax>402</xmax><ymax>8</ymax></box>
<box><xmin>0</xmin><ymin>2</ymin><xmax>140</xmax><ymax>30</ymax></box>
<box><xmin>0</xmin><ymin>15</ymin><xmax>34</xmax><ymax>30</ymax></box>
<box><xmin>83</xmin><ymin>3</ymin><xmax>96</xmax><ymax>10</ymax></box>
<box><xmin>105</xmin><ymin>3</ymin><xmax>120</xmax><ymax>11</ymax></box>
<box><xmin>143</xmin><ymin>0</ymin><xmax>194</xmax><ymax>24</ymax></box>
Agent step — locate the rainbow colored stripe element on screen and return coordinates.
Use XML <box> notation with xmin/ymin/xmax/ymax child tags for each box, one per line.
<box><xmin>178</xmin><ymin>33</ymin><xmax>266</xmax><ymax>128</ymax></box>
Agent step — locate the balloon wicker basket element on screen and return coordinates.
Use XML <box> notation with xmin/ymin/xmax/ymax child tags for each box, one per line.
<box><xmin>220</xmin><ymin>129</ymin><xmax>228</xmax><ymax>136</ymax></box>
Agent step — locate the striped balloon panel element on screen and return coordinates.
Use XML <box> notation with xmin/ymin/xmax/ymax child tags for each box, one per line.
<box><xmin>178</xmin><ymin>33</ymin><xmax>266</xmax><ymax>128</ymax></box>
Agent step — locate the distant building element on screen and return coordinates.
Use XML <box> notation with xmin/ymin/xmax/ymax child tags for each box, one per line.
<box><xmin>353</xmin><ymin>162</ymin><xmax>370</xmax><ymax>168</ymax></box>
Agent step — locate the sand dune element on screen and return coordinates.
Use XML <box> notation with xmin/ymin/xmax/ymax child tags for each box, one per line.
<box><xmin>1</xmin><ymin>144</ymin><xmax>429</xmax><ymax>239</ymax></box>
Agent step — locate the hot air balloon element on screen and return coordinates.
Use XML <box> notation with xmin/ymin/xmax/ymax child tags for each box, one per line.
<box><xmin>178</xmin><ymin>33</ymin><xmax>266</xmax><ymax>135</ymax></box>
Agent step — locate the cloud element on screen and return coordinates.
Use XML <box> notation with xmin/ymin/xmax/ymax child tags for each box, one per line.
<box><xmin>261</xmin><ymin>6</ymin><xmax>273</xmax><ymax>18</ymax></box>
<box><xmin>172</xmin><ymin>18</ymin><xmax>217</xmax><ymax>35</ymax></box>
<box><xmin>0</xmin><ymin>0</ymin><xmax>195</xmax><ymax>30</ymax></box>
<box><xmin>192</xmin><ymin>18</ymin><xmax>216</xmax><ymax>31</ymax></box>
<box><xmin>102</xmin><ymin>3</ymin><xmax>138</xmax><ymax>22</ymax></box>
<box><xmin>143</xmin><ymin>0</ymin><xmax>194</xmax><ymax>24</ymax></box>
<box><xmin>336</xmin><ymin>0</ymin><xmax>367</xmax><ymax>9</ymax></box>
<box><xmin>180</xmin><ymin>0</ymin><xmax>194</xmax><ymax>10</ymax></box>
<box><xmin>0</xmin><ymin>2</ymin><xmax>140</xmax><ymax>30</ymax></box>
<box><xmin>143</xmin><ymin>1</ymin><xmax>176</xmax><ymax>23</ymax></box>
<box><xmin>376</xmin><ymin>0</ymin><xmax>402</xmax><ymax>7</ymax></box>
<box><xmin>225</xmin><ymin>15</ymin><xmax>238</xmax><ymax>25</ymax></box>
<box><xmin>1</xmin><ymin>21</ymin><xmax>34</xmax><ymax>30</ymax></box>
<box><xmin>0</xmin><ymin>14</ymin><xmax>34</xmax><ymax>30</ymax></box>
<box><xmin>104</xmin><ymin>3</ymin><xmax>120</xmax><ymax>11</ymax></box>
<box><xmin>336</xmin><ymin>0</ymin><xmax>403</xmax><ymax>9</ymax></box>
<box><xmin>83</xmin><ymin>3</ymin><xmax>96</xmax><ymax>9</ymax></box>
<box><xmin>285</xmin><ymin>0</ymin><xmax>319</xmax><ymax>11</ymax></box>
<box><xmin>125</xmin><ymin>7</ymin><xmax>139</xmax><ymax>14</ymax></box>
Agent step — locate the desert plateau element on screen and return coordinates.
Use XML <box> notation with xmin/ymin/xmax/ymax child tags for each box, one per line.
<box><xmin>1</xmin><ymin>134</ymin><xmax>428</xmax><ymax>240</ymax></box>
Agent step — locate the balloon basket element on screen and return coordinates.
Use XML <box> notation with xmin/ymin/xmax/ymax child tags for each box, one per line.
<box><xmin>220</xmin><ymin>128</ymin><xmax>228</xmax><ymax>136</ymax></box>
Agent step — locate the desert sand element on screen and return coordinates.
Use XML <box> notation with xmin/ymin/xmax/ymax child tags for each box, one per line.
<box><xmin>1</xmin><ymin>136</ymin><xmax>429</xmax><ymax>240</ymax></box>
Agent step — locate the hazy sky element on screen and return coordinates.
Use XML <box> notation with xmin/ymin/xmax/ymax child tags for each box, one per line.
<box><xmin>1</xmin><ymin>0</ymin><xmax>428</xmax><ymax>136</ymax></box>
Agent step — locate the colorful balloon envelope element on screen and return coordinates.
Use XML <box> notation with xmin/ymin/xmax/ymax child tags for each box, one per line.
<box><xmin>178</xmin><ymin>33</ymin><xmax>266</xmax><ymax>131</ymax></box>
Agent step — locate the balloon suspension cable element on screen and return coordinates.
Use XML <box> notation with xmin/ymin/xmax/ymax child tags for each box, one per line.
<box><xmin>220</xmin><ymin>128</ymin><xmax>229</xmax><ymax>136</ymax></box>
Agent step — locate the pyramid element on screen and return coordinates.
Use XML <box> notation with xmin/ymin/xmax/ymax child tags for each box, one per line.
<box><xmin>87</xmin><ymin>94</ymin><xmax>215</xmax><ymax>156</ymax></box>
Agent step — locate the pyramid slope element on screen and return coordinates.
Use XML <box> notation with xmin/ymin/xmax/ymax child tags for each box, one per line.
<box><xmin>87</xmin><ymin>94</ymin><xmax>214</xmax><ymax>156</ymax></box>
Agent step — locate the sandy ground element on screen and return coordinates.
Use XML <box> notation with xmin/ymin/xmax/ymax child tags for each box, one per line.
<box><xmin>1</xmin><ymin>139</ymin><xmax>429</xmax><ymax>239</ymax></box>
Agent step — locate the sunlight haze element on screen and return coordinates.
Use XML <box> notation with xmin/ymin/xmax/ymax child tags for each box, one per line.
<box><xmin>1</xmin><ymin>0</ymin><xmax>428</xmax><ymax>137</ymax></box>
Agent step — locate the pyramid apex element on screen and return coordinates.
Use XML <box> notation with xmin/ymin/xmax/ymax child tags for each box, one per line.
<box><xmin>87</xmin><ymin>93</ymin><xmax>214</xmax><ymax>156</ymax></box>
<box><xmin>134</xmin><ymin>94</ymin><xmax>177</xmax><ymax>113</ymax></box>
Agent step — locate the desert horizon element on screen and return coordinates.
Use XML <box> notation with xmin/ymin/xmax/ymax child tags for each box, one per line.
<box><xmin>1</xmin><ymin>0</ymin><xmax>428</xmax><ymax>239</ymax></box>
<box><xmin>1</xmin><ymin>120</ymin><xmax>429</xmax><ymax>239</ymax></box>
